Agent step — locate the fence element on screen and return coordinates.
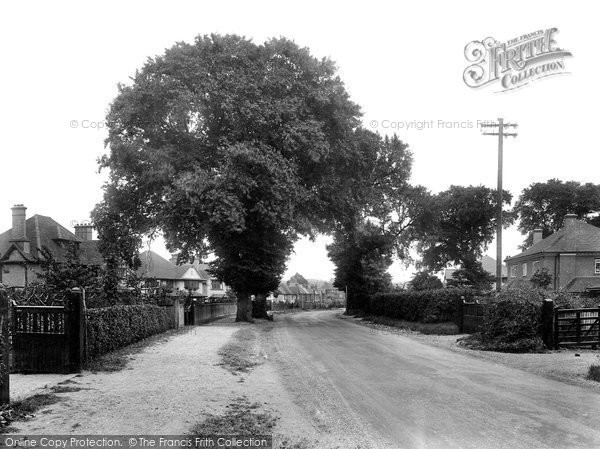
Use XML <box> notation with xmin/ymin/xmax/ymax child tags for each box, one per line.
<box><xmin>186</xmin><ymin>302</ymin><xmax>237</xmax><ymax>325</ymax></box>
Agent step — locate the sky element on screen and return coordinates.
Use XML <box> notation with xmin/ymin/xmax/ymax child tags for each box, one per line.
<box><xmin>1</xmin><ymin>1</ymin><xmax>598</xmax><ymax>284</ymax></box>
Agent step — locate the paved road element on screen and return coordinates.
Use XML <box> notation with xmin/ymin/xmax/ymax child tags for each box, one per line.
<box><xmin>269</xmin><ymin>310</ymin><xmax>600</xmax><ymax>449</ymax></box>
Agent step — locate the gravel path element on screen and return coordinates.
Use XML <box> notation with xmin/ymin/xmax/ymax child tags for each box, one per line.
<box><xmin>8</xmin><ymin>320</ymin><xmax>314</xmax><ymax>438</ymax></box>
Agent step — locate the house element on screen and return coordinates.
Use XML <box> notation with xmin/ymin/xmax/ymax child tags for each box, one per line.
<box><xmin>137</xmin><ymin>250</ymin><xmax>230</xmax><ymax>299</ymax></box>
<box><xmin>0</xmin><ymin>204</ymin><xmax>102</xmax><ymax>287</ymax></box>
<box><xmin>443</xmin><ymin>254</ymin><xmax>507</xmax><ymax>285</ymax></box>
<box><xmin>504</xmin><ymin>214</ymin><xmax>600</xmax><ymax>292</ymax></box>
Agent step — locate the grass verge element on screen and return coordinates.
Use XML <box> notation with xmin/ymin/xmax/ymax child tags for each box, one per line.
<box><xmin>0</xmin><ymin>393</ymin><xmax>60</xmax><ymax>433</ymax></box>
<box><xmin>218</xmin><ymin>328</ymin><xmax>261</xmax><ymax>375</ymax></box>
<box><xmin>344</xmin><ymin>314</ymin><xmax>459</xmax><ymax>335</ymax></box>
<box><xmin>85</xmin><ymin>325</ymin><xmax>194</xmax><ymax>372</ymax></box>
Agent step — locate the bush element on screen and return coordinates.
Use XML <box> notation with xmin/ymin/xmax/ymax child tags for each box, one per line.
<box><xmin>369</xmin><ymin>288</ymin><xmax>476</xmax><ymax>323</ymax></box>
<box><xmin>587</xmin><ymin>364</ymin><xmax>600</xmax><ymax>382</ymax></box>
<box><xmin>480</xmin><ymin>288</ymin><xmax>546</xmax><ymax>352</ymax></box>
<box><xmin>86</xmin><ymin>304</ymin><xmax>174</xmax><ymax>360</ymax></box>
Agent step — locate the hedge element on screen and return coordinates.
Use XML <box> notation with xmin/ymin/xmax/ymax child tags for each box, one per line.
<box><xmin>369</xmin><ymin>288</ymin><xmax>476</xmax><ymax>323</ymax></box>
<box><xmin>86</xmin><ymin>304</ymin><xmax>174</xmax><ymax>360</ymax></box>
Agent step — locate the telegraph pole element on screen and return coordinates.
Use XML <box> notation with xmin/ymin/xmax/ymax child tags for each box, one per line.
<box><xmin>481</xmin><ymin>118</ymin><xmax>518</xmax><ymax>292</ymax></box>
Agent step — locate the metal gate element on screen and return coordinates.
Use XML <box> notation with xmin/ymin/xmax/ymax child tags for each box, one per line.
<box><xmin>554</xmin><ymin>307</ymin><xmax>600</xmax><ymax>348</ymax></box>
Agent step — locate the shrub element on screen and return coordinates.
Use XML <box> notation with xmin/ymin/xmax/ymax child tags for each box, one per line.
<box><xmin>369</xmin><ymin>288</ymin><xmax>476</xmax><ymax>323</ymax></box>
<box><xmin>86</xmin><ymin>304</ymin><xmax>174</xmax><ymax>360</ymax></box>
<box><xmin>587</xmin><ymin>364</ymin><xmax>600</xmax><ymax>382</ymax></box>
<box><xmin>480</xmin><ymin>288</ymin><xmax>546</xmax><ymax>352</ymax></box>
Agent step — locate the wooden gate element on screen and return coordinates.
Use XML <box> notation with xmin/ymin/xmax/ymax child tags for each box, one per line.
<box><xmin>11</xmin><ymin>289</ymin><xmax>84</xmax><ymax>373</ymax></box>
<box><xmin>554</xmin><ymin>307</ymin><xmax>600</xmax><ymax>348</ymax></box>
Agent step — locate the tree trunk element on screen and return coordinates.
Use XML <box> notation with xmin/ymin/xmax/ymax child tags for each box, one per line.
<box><xmin>235</xmin><ymin>292</ymin><xmax>253</xmax><ymax>322</ymax></box>
<box><xmin>252</xmin><ymin>293</ymin><xmax>270</xmax><ymax>319</ymax></box>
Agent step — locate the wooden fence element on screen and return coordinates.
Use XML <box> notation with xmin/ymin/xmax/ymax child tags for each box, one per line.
<box><xmin>186</xmin><ymin>302</ymin><xmax>237</xmax><ymax>325</ymax></box>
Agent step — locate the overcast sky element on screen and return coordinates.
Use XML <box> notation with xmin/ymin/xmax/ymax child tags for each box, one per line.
<box><xmin>1</xmin><ymin>1</ymin><xmax>598</xmax><ymax>283</ymax></box>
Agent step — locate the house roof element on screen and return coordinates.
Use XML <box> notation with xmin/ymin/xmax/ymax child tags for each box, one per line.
<box><xmin>277</xmin><ymin>283</ymin><xmax>311</xmax><ymax>295</ymax></box>
<box><xmin>506</xmin><ymin>219</ymin><xmax>600</xmax><ymax>262</ymax></box>
<box><xmin>444</xmin><ymin>255</ymin><xmax>507</xmax><ymax>280</ymax></box>
<box><xmin>563</xmin><ymin>276</ymin><xmax>600</xmax><ymax>293</ymax></box>
<box><xmin>0</xmin><ymin>214</ymin><xmax>101</xmax><ymax>265</ymax></box>
<box><xmin>137</xmin><ymin>250</ymin><xmax>211</xmax><ymax>281</ymax></box>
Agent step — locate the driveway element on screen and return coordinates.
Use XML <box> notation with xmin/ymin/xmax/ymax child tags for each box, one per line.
<box><xmin>267</xmin><ymin>310</ymin><xmax>600</xmax><ymax>449</ymax></box>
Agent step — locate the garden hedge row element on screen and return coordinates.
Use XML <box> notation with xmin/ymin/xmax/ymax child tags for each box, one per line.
<box><xmin>369</xmin><ymin>288</ymin><xmax>476</xmax><ymax>323</ymax></box>
<box><xmin>86</xmin><ymin>304</ymin><xmax>174</xmax><ymax>359</ymax></box>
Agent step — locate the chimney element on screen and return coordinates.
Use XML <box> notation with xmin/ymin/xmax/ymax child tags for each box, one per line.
<box><xmin>10</xmin><ymin>204</ymin><xmax>30</xmax><ymax>253</ymax></box>
<box><xmin>563</xmin><ymin>214</ymin><xmax>578</xmax><ymax>229</ymax></box>
<box><xmin>10</xmin><ymin>204</ymin><xmax>28</xmax><ymax>241</ymax></box>
<box><xmin>74</xmin><ymin>223</ymin><xmax>94</xmax><ymax>241</ymax></box>
<box><xmin>532</xmin><ymin>229</ymin><xmax>543</xmax><ymax>245</ymax></box>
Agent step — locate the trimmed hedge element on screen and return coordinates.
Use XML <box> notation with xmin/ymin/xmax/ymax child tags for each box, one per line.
<box><xmin>369</xmin><ymin>288</ymin><xmax>476</xmax><ymax>323</ymax></box>
<box><xmin>86</xmin><ymin>304</ymin><xmax>174</xmax><ymax>360</ymax></box>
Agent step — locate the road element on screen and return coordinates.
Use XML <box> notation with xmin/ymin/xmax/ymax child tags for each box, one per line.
<box><xmin>268</xmin><ymin>310</ymin><xmax>600</xmax><ymax>449</ymax></box>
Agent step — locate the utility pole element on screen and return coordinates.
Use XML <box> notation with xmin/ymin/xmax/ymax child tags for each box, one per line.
<box><xmin>481</xmin><ymin>118</ymin><xmax>518</xmax><ymax>292</ymax></box>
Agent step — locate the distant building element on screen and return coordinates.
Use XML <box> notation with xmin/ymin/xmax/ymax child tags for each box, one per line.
<box><xmin>0</xmin><ymin>204</ymin><xmax>102</xmax><ymax>287</ymax></box>
<box><xmin>137</xmin><ymin>250</ymin><xmax>230</xmax><ymax>299</ymax></box>
<box><xmin>504</xmin><ymin>214</ymin><xmax>600</xmax><ymax>292</ymax></box>
<box><xmin>443</xmin><ymin>254</ymin><xmax>507</xmax><ymax>286</ymax></box>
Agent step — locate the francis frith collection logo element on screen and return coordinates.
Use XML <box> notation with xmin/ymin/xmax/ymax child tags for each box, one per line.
<box><xmin>463</xmin><ymin>28</ymin><xmax>572</xmax><ymax>92</ymax></box>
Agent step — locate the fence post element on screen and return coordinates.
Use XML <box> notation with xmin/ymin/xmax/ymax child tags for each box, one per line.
<box><xmin>0</xmin><ymin>290</ymin><xmax>9</xmax><ymax>404</ymax></box>
<box><xmin>66</xmin><ymin>288</ymin><xmax>84</xmax><ymax>373</ymax></box>
<box><xmin>553</xmin><ymin>307</ymin><xmax>560</xmax><ymax>350</ymax></box>
<box><xmin>541</xmin><ymin>299</ymin><xmax>554</xmax><ymax>349</ymax></box>
<box><xmin>456</xmin><ymin>296</ymin><xmax>465</xmax><ymax>333</ymax></box>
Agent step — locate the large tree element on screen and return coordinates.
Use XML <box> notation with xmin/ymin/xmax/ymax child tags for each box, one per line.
<box><xmin>417</xmin><ymin>185</ymin><xmax>513</xmax><ymax>283</ymax></box>
<box><xmin>92</xmin><ymin>34</ymin><xmax>366</xmax><ymax>321</ymax></box>
<box><xmin>513</xmin><ymin>179</ymin><xmax>600</xmax><ymax>249</ymax></box>
<box><xmin>326</xmin><ymin>135</ymin><xmax>432</xmax><ymax>311</ymax></box>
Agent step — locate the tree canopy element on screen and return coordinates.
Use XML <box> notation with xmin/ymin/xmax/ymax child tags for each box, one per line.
<box><xmin>513</xmin><ymin>179</ymin><xmax>600</xmax><ymax>249</ymax></box>
<box><xmin>417</xmin><ymin>185</ymin><xmax>513</xmax><ymax>278</ymax></box>
<box><xmin>92</xmin><ymin>34</ymin><xmax>376</xmax><ymax>321</ymax></box>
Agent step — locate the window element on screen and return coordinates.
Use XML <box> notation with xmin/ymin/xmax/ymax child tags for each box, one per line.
<box><xmin>184</xmin><ymin>280</ymin><xmax>200</xmax><ymax>290</ymax></box>
<box><xmin>595</xmin><ymin>259</ymin><xmax>600</xmax><ymax>275</ymax></box>
<box><xmin>211</xmin><ymin>280</ymin><xmax>222</xmax><ymax>290</ymax></box>
<box><xmin>510</xmin><ymin>265</ymin><xmax>518</xmax><ymax>278</ymax></box>
<box><xmin>522</xmin><ymin>263</ymin><xmax>527</xmax><ymax>277</ymax></box>
<box><xmin>532</xmin><ymin>260</ymin><xmax>540</xmax><ymax>273</ymax></box>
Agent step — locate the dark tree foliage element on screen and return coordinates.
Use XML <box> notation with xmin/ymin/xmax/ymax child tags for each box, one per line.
<box><xmin>530</xmin><ymin>268</ymin><xmax>553</xmax><ymax>289</ymax></box>
<box><xmin>92</xmin><ymin>34</ymin><xmax>368</xmax><ymax>321</ymax></box>
<box><xmin>409</xmin><ymin>272</ymin><xmax>443</xmax><ymax>291</ymax></box>
<box><xmin>37</xmin><ymin>245</ymin><xmax>100</xmax><ymax>294</ymax></box>
<box><xmin>417</xmin><ymin>185</ymin><xmax>513</xmax><ymax>281</ymax></box>
<box><xmin>326</xmin><ymin>134</ymin><xmax>432</xmax><ymax>312</ymax></box>
<box><xmin>328</xmin><ymin>221</ymin><xmax>393</xmax><ymax>312</ymax></box>
<box><xmin>513</xmin><ymin>179</ymin><xmax>600</xmax><ymax>249</ymax></box>
<box><xmin>446</xmin><ymin>262</ymin><xmax>495</xmax><ymax>290</ymax></box>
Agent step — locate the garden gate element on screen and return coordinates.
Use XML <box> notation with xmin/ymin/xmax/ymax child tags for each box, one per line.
<box><xmin>554</xmin><ymin>307</ymin><xmax>600</xmax><ymax>349</ymax></box>
<box><xmin>11</xmin><ymin>289</ymin><xmax>84</xmax><ymax>373</ymax></box>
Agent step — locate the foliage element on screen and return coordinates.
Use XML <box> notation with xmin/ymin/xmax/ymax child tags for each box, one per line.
<box><xmin>86</xmin><ymin>304</ymin><xmax>174</xmax><ymax>359</ymax></box>
<box><xmin>513</xmin><ymin>179</ymin><xmax>600</xmax><ymax>249</ymax></box>
<box><xmin>587</xmin><ymin>365</ymin><xmax>600</xmax><ymax>382</ymax></box>
<box><xmin>417</xmin><ymin>185</ymin><xmax>513</xmax><ymax>276</ymax></box>
<box><xmin>93</xmin><ymin>34</ymin><xmax>377</xmax><ymax>321</ymax></box>
<box><xmin>408</xmin><ymin>272</ymin><xmax>443</xmax><ymax>291</ymax></box>
<box><xmin>530</xmin><ymin>268</ymin><xmax>553</xmax><ymax>289</ymax></box>
<box><xmin>480</xmin><ymin>288</ymin><xmax>546</xmax><ymax>352</ymax></box>
<box><xmin>328</xmin><ymin>221</ymin><xmax>394</xmax><ymax>311</ymax></box>
<box><xmin>550</xmin><ymin>291</ymin><xmax>598</xmax><ymax>309</ymax></box>
<box><xmin>37</xmin><ymin>246</ymin><xmax>100</xmax><ymax>294</ymax></box>
<box><xmin>446</xmin><ymin>262</ymin><xmax>495</xmax><ymax>290</ymax></box>
<box><xmin>369</xmin><ymin>288</ymin><xmax>475</xmax><ymax>323</ymax></box>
